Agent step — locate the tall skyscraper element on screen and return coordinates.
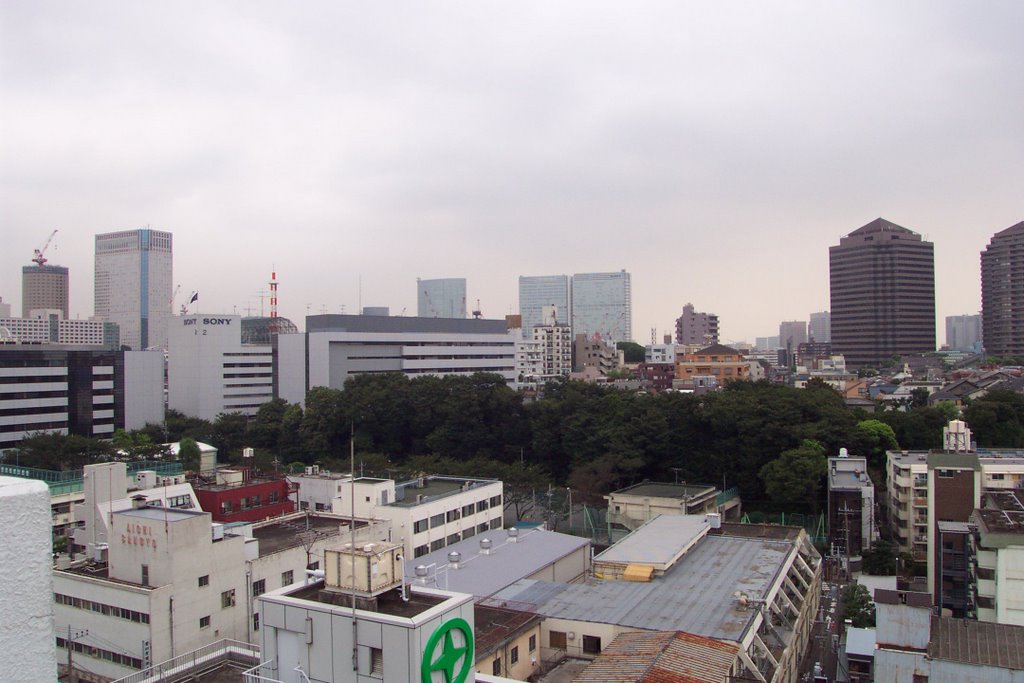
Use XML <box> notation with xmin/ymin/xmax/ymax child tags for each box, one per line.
<box><xmin>94</xmin><ymin>229</ymin><xmax>173</xmax><ymax>350</ymax></box>
<box><xmin>945</xmin><ymin>314</ymin><xmax>982</xmax><ymax>352</ymax></box>
<box><xmin>570</xmin><ymin>270</ymin><xmax>632</xmax><ymax>342</ymax></box>
<box><xmin>829</xmin><ymin>218</ymin><xmax>935</xmax><ymax>367</ymax></box>
<box><xmin>674</xmin><ymin>303</ymin><xmax>719</xmax><ymax>347</ymax></box>
<box><xmin>981</xmin><ymin>221</ymin><xmax>1024</xmax><ymax>357</ymax></box>
<box><xmin>22</xmin><ymin>264</ymin><xmax>69</xmax><ymax>318</ymax></box>
<box><xmin>778</xmin><ymin>320</ymin><xmax>808</xmax><ymax>349</ymax></box>
<box><xmin>808</xmin><ymin>311</ymin><xmax>831</xmax><ymax>343</ymax></box>
<box><xmin>416</xmin><ymin>278</ymin><xmax>467</xmax><ymax>318</ymax></box>
<box><xmin>518</xmin><ymin>275</ymin><xmax>570</xmax><ymax>339</ymax></box>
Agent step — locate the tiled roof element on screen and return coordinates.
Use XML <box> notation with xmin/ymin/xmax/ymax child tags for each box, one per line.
<box><xmin>574</xmin><ymin>630</ymin><xmax>738</xmax><ymax>682</ymax></box>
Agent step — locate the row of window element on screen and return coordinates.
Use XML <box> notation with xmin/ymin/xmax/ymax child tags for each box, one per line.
<box><xmin>54</xmin><ymin>593</ymin><xmax>150</xmax><ymax>624</ymax></box>
<box><xmin>220</xmin><ymin>491</ymin><xmax>280</xmax><ymax>513</ymax></box>
<box><xmin>56</xmin><ymin>636</ymin><xmax>143</xmax><ymax>670</ymax></box>
<box><xmin>412</xmin><ymin>496</ymin><xmax>502</xmax><ymax>534</ymax></box>
<box><xmin>413</xmin><ymin>516</ymin><xmax>502</xmax><ymax>557</ymax></box>
<box><xmin>490</xmin><ymin>634</ymin><xmax>537</xmax><ymax>675</ymax></box>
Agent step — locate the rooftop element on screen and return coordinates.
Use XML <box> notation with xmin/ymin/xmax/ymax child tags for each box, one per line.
<box><xmin>251</xmin><ymin>514</ymin><xmax>349</xmax><ymax>557</ymax></box>
<box><xmin>845</xmin><ymin>627</ymin><xmax>876</xmax><ymax>658</ymax></box>
<box><xmin>929</xmin><ymin>616</ymin><xmax>1024</xmax><ymax>670</ymax></box>
<box><xmin>115</xmin><ymin>507</ymin><xmax>204</xmax><ymax>523</ymax></box>
<box><xmin>285</xmin><ymin>580</ymin><xmax>448</xmax><ymax>619</ymax></box>
<box><xmin>494</xmin><ymin>533</ymin><xmax>798</xmax><ymax>642</ymax></box>
<box><xmin>973</xmin><ymin>490</ymin><xmax>1024</xmax><ymax>537</ymax></box>
<box><xmin>390</xmin><ymin>476</ymin><xmax>499</xmax><ymax>508</ymax></box>
<box><xmin>407</xmin><ymin>527</ymin><xmax>589</xmax><ymax>598</ymax></box>
<box><xmin>574</xmin><ymin>630</ymin><xmax>739</xmax><ymax>683</ymax></box>
<box><xmin>595</xmin><ymin>515</ymin><xmax>709</xmax><ymax>566</ymax></box>
<box><xmin>609</xmin><ymin>482</ymin><xmax>717</xmax><ymax>500</ymax></box>
<box><xmin>474</xmin><ymin>605</ymin><xmax>542</xmax><ymax>659</ymax></box>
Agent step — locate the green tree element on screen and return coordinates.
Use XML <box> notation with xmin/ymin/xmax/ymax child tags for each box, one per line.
<box><xmin>841</xmin><ymin>583</ymin><xmax>876</xmax><ymax>627</ymax></box>
<box><xmin>759</xmin><ymin>440</ymin><xmax>828</xmax><ymax>513</ymax></box>
<box><xmin>964</xmin><ymin>390</ymin><xmax>1024</xmax><ymax>447</ymax></box>
<box><xmin>177</xmin><ymin>437</ymin><xmax>202</xmax><ymax>473</ymax></box>
<box><xmin>861</xmin><ymin>539</ymin><xmax>897</xmax><ymax>575</ymax></box>
<box><xmin>210</xmin><ymin>412</ymin><xmax>249</xmax><ymax>461</ymax></box>
<box><xmin>616</xmin><ymin>341</ymin><xmax>645</xmax><ymax>364</ymax></box>
<box><xmin>854</xmin><ymin>419</ymin><xmax>899</xmax><ymax>467</ymax></box>
<box><xmin>250</xmin><ymin>398</ymin><xmax>290</xmax><ymax>450</ymax></box>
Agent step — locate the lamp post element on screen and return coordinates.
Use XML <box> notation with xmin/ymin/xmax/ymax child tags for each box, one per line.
<box><xmin>566</xmin><ymin>487</ymin><xmax>572</xmax><ymax>532</ymax></box>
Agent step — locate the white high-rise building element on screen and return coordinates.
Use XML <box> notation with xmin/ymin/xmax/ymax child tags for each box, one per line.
<box><xmin>94</xmin><ymin>229</ymin><xmax>173</xmax><ymax>350</ymax></box>
<box><xmin>417</xmin><ymin>277</ymin><xmax>466</xmax><ymax>318</ymax></box>
<box><xmin>809</xmin><ymin>311</ymin><xmax>831</xmax><ymax>343</ymax></box>
<box><xmin>571</xmin><ymin>270</ymin><xmax>632</xmax><ymax>342</ymax></box>
<box><xmin>518</xmin><ymin>274</ymin><xmax>571</xmax><ymax>339</ymax></box>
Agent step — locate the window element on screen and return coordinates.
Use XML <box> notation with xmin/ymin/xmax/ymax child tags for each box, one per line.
<box><xmin>240</xmin><ymin>497</ymin><xmax>250</xmax><ymax>510</ymax></box>
<box><xmin>141</xmin><ymin>565</ymin><xmax>149</xmax><ymax>587</ymax></box>
<box><xmin>269</xmin><ymin>491</ymin><xmax>279</xmax><ymax>504</ymax></box>
<box><xmin>430</xmin><ymin>513</ymin><xmax>445</xmax><ymax>528</ymax></box>
<box><xmin>582</xmin><ymin>635</ymin><xmax>602</xmax><ymax>654</ymax></box>
<box><xmin>478</xmin><ymin>523</ymin><xmax>488</xmax><ymax>533</ymax></box>
<box><xmin>492</xmin><ymin>659</ymin><xmax>501</xmax><ymax>675</ymax></box>
<box><xmin>511</xmin><ymin>645</ymin><xmax>519</xmax><ymax>664</ymax></box>
<box><xmin>477</xmin><ymin>500</ymin><xmax>489</xmax><ymax>513</ymax></box>
<box><xmin>198</xmin><ymin>574</ymin><xmax>210</xmax><ymax>588</ymax></box>
<box><xmin>991</xmin><ymin>473</ymin><xmax>1006</xmax><ymax>480</ymax></box>
<box><xmin>529</xmin><ymin>634</ymin><xmax>536</xmax><ymax>652</ymax></box>
<box><xmin>221</xmin><ymin>501</ymin><xmax>232</xmax><ymax>513</ymax></box>
<box><xmin>447</xmin><ymin>532</ymin><xmax>461</xmax><ymax>545</ymax></box>
<box><xmin>365</xmin><ymin>496</ymin><xmax>370</xmax><ymax>502</ymax></box>
<box><xmin>490</xmin><ymin>495</ymin><xmax>502</xmax><ymax>508</ymax></box>
<box><xmin>221</xmin><ymin>589</ymin><xmax>235</xmax><ymax>608</ymax></box>
<box><xmin>253</xmin><ymin>495</ymin><xmax>261</xmax><ymax>507</ymax></box>
<box><xmin>938</xmin><ymin>470</ymin><xmax>955</xmax><ymax>478</ymax></box>
<box><xmin>307</xmin><ymin>561</ymin><xmax>319</xmax><ymax>571</ymax></box>
<box><xmin>281</xmin><ymin>570</ymin><xmax>294</xmax><ymax>587</ymax></box>
<box><xmin>252</xmin><ymin>579</ymin><xmax>266</xmax><ymax>597</ymax></box>
<box><xmin>549</xmin><ymin>631</ymin><xmax>567</xmax><ymax>649</ymax></box>
<box><xmin>253</xmin><ymin>612</ymin><xmax>260</xmax><ymax>631</ymax></box>
<box><xmin>200</xmin><ymin>616</ymin><xmax>211</xmax><ymax>629</ymax></box>
<box><xmin>490</xmin><ymin>516</ymin><xmax>501</xmax><ymax>530</ymax></box>
<box><xmin>977</xmin><ymin>567</ymin><xmax>995</xmax><ymax>580</ymax></box>
<box><xmin>370</xmin><ymin>647</ymin><xmax>383</xmax><ymax>676</ymax></box>
<box><xmin>462</xmin><ymin>504</ymin><xmax>474</xmax><ymax>517</ymax></box>
<box><xmin>446</xmin><ymin>509</ymin><xmax>461</xmax><ymax>523</ymax></box>
<box><xmin>414</xmin><ymin>544</ymin><xmax>429</xmax><ymax>558</ymax></box>
<box><xmin>430</xmin><ymin>539</ymin><xmax>445</xmax><ymax>552</ymax></box>
<box><xmin>462</xmin><ymin>527</ymin><xmax>476</xmax><ymax>540</ymax></box>
<box><xmin>977</xmin><ymin>596</ymin><xmax>995</xmax><ymax>609</ymax></box>
<box><xmin>413</xmin><ymin>519</ymin><xmax>429</xmax><ymax>534</ymax></box>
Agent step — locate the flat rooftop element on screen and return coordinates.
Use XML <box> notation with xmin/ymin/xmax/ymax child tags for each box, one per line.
<box><xmin>975</xmin><ymin>490</ymin><xmax>1024</xmax><ymax>535</ymax></box>
<box><xmin>252</xmin><ymin>515</ymin><xmax>350</xmax><ymax>557</ymax></box>
<box><xmin>610</xmin><ymin>482</ymin><xmax>716</xmax><ymax>499</ymax></box>
<box><xmin>495</xmin><ymin>533</ymin><xmax>797</xmax><ymax>642</ymax></box>
<box><xmin>595</xmin><ymin>515</ymin><xmax>708</xmax><ymax>565</ymax></box>
<box><xmin>115</xmin><ymin>507</ymin><xmax>205</xmax><ymax>523</ymax></box>
<box><xmin>930</xmin><ymin>615</ymin><xmax>1024</xmax><ymax>670</ymax></box>
<box><xmin>390</xmin><ymin>477</ymin><xmax>498</xmax><ymax>507</ymax></box>
<box><xmin>406</xmin><ymin>527</ymin><xmax>589</xmax><ymax>598</ymax></box>
<box><xmin>286</xmin><ymin>580</ymin><xmax>447</xmax><ymax>619</ymax></box>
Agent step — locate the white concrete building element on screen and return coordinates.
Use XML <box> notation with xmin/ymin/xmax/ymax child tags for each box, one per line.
<box><xmin>0</xmin><ymin>312</ymin><xmax>117</xmax><ymax>346</ymax></box>
<box><xmin>0</xmin><ymin>346</ymin><xmax>164</xmax><ymax>451</ymax></box>
<box><xmin>970</xmin><ymin>490</ymin><xmax>1024</xmax><ymax>626</ymax></box>
<box><xmin>168</xmin><ymin>313</ymin><xmax>274</xmax><ymax>420</ymax></box>
<box><xmin>277</xmin><ymin>315</ymin><xmax>517</xmax><ymax>403</ymax></box>
<box><xmin>330</xmin><ymin>476</ymin><xmax>504</xmax><ymax>561</ymax></box>
<box><xmin>645</xmin><ymin>343</ymin><xmax>677</xmax><ymax>363</ymax></box>
<box><xmin>0</xmin><ymin>476</ymin><xmax>58</xmax><ymax>681</ymax></box>
<box><xmin>94</xmin><ymin>228</ymin><xmax>173</xmax><ymax>351</ymax></box>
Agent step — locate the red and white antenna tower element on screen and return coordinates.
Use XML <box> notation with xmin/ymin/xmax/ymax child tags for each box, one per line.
<box><xmin>269</xmin><ymin>269</ymin><xmax>279</xmax><ymax>319</ymax></box>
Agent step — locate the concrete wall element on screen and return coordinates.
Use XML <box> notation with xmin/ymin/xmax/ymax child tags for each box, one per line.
<box><xmin>124</xmin><ymin>350</ymin><xmax>165</xmax><ymax>429</ymax></box>
<box><xmin>0</xmin><ymin>477</ymin><xmax>58</xmax><ymax>682</ymax></box>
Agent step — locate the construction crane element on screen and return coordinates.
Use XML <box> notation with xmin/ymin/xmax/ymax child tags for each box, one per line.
<box><xmin>32</xmin><ymin>229</ymin><xmax>59</xmax><ymax>266</ymax></box>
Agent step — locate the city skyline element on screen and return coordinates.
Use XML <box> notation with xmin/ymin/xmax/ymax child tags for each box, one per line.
<box><xmin>2</xmin><ymin>3</ymin><xmax>1021</xmax><ymax>344</ymax></box>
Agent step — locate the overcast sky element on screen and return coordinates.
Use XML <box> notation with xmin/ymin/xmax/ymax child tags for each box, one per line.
<box><xmin>2</xmin><ymin>2</ymin><xmax>1021</xmax><ymax>345</ymax></box>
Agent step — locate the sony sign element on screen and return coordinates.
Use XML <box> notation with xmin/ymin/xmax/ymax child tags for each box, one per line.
<box><xmin>183</xmin><ymin>317</ymin><xmax>233</xmax><ymax>326</ymax></box>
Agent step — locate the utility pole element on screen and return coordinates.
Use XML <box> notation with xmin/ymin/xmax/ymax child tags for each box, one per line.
<box><xmin>65</xmin><ymin>625</ymin><xmax>88</xmax><ymax>683</ymax></box>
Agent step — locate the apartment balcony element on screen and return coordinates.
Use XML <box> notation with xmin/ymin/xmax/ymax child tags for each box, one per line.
<box><xmin>913</xmin><ymin>497</ymin><xmax>928</xmax><ymax>508</ymax></box>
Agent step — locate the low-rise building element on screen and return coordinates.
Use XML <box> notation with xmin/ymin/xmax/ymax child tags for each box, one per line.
<box><xmin>605</xmin><ymin>482</ymin><xmax>741</xmax><ymax>530</ymax></box>
<box><xmin>675</xmin><ymin>343</ymin><xmax>749</xmax><ymax>385</ymax></box>
<box><xmin>970</xmin><ymin>490</ymin><xmax>1024</xmax><ymax>625</ymax></box>
<box><xmin>192</xmin><ymin>467</ymin><xmax>296</xmax><ymax>523</ymax></box>
<box><xmin>573</xmin><ymin>334</ymin><xmax>619</xmax><ymax>376</ymax></box>
<box><xmin>827</xmin><ymin>450</ymin><xmax>877</xmax><ymax>569</ymax></box>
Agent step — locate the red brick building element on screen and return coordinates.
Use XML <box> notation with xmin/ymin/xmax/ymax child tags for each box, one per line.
<box><xmin>193</xmin><ymin>468</ymin><xmax>296</xmax><ymax>523</ymax></box>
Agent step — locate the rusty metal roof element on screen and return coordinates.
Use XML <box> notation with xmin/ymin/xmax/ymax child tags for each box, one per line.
<box><xmin>574</xmin><ymin>630</ymin><xmax>738</xmax><ymax>682</ymax></box>
<box><xmin>929</xmin><ymin>616</ymin><xmax>1024</xmax><ymax>670</ymax></box>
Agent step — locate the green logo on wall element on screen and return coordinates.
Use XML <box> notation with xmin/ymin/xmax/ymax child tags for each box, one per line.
<box><xmin>421</xmin><ymin>617</ymin><xmax>474</xmax><ymax>683</ymax></box>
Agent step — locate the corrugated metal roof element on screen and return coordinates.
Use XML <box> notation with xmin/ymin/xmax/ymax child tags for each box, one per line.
<box><xmin>496</xmin><ymin>535</ymin><xmax>793</xmax><ymax>641</ymax></box>
<box><xmin>595</xmin><ymin>515</ymin><xmax>709</xmax><ymax>565</ymax></box>
<box><xmin>575</xmin><ymin>630</ymin><xmax>738</xmax><ymax>683</ymax></box>
<box><xmin>929</xmin><ymin>616</ymin><xmax>1024</xmax><ymax>669</ymax></box>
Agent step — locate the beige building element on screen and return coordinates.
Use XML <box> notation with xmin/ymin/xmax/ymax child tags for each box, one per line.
<box><xmin>605</xmin><ymin>481</ymin><xmax>741</xmax><ymax>530</ymax></box>
<box><xmin>675</xmin><ymin>343</ymin><xmax>750</xmax><ymax>384</ymax></box>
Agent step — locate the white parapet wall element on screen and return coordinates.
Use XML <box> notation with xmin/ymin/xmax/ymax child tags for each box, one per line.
<box><xmin>0</xmin><ymin>476</ymin><xmax>57</xmax><ymax>681</ymax></box>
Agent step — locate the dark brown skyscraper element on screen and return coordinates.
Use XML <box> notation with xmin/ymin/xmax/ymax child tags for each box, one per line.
<box><xmin>22</xmin><ymin>264</ymin><xmax>69</xmax><ymax>318</ymax></box>
<box><xmin>829</xmin><ymin>218</ymin><xmax>935</xmax><ymax>367</ymax></box>
<box><xmin>981</xmin><ymin>221</ymin><xmax>1024</xmax><ymax>358</ymax></box>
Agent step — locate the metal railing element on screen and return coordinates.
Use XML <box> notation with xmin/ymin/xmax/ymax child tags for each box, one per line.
<box><xmin>243</xmin><ymin>659</ymin><xmax>283</xmax><ymax>683</ymax></box>
<box><xmin>0</xmin><ymin>460</ymin><xmax>183</xmax><ymax>495</ymax></box>
<box><xmin>112</xmin><ymin>639</ymin><xmax>259</xmax><ymax>683</ymax></box>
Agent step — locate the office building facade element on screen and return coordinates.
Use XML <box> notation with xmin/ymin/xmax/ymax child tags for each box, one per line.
<box><xmin>945</xmin><ymin>314</ymin><xmax>982</xmax><ymax>352</ymax></box>
<box><xmin>417</xmin><ymin>277</ymin><xmax>467</xmax><ymax>318</ymax></box>
<box><xmin>570</xmin><ymin>270</ymin><xmax>632</xmax><ymax>342</ymax></box>
<box><xmin>277</xmin><ymin>314</ymin><xmax>517</xmax><ymax>403</ymax></box>
<box><xmin>981</xmin><ymin>221</ymin><xmax>1024</xmax><ymax>358</ymax></box>
<box><xmin>168</xmin><ymin>313</ymin><xmax>274</xmax><ymax>420</ymax></box>
<box><xmin>829</xmin><ymin>218</ymin><xmax>935</xmax><ymax>367</ymax></box>
<box><xmin>674</xmin><ymin>303</ymin><xmax>719</xmax><ymax>347</ymax></box>
<box><xmin>809</xmin><ymin>311</ymin><xmax>831</xmax><ymax>343</ymax></box>
<box><xmin>0</xmin><ymin>347</ymin><xmax>164</xmax><ymax>451</ymax></box>
<box><xmin>22</xmin><ymin>264</ymin><xmax>69</xmax><ymax>319</ymax></box>
<box><xmin>519</xmin><ymin>275</ymin><xmax>570</xmax><ymax>339</ymax></box>
<box><xmin>94</xmin><ymin>229</ymin><xmax>173</xmax><ymax>350</ymax></box>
